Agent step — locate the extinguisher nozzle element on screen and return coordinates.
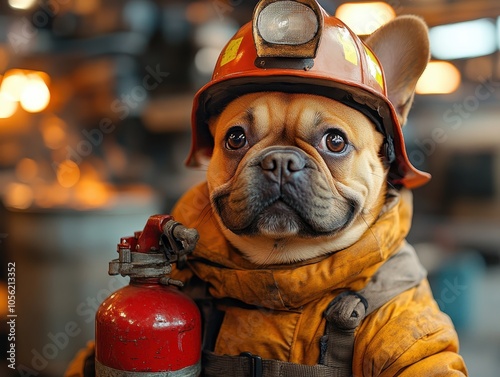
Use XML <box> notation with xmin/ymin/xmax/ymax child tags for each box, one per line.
<box><xmin>163</xmin><ymin>220</ymin><xmax>199</xmax><ymax>255</ymax></box>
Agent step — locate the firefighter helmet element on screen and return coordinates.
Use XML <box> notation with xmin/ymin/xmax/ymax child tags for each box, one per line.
<box><xmin>188</xmin><ymin>0</ymin><xmax>430</xmax><ymax>189</ymax></box>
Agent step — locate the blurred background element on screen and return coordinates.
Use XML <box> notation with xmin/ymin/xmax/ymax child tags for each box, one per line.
<box><xmin>0</xmin><ymin>0</ymin><xmax>499</xmax><ymax>376</ymax></box>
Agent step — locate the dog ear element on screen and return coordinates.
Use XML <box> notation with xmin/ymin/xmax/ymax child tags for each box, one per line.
<box><xmin>365</xmin><ymin>16</ymin><xmax>430</xmax><ymax>125</ymax></box>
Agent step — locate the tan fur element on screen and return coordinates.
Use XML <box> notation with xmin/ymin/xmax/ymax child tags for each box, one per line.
<box><xmin>366</xmin><ymin>16</ymin><xmax>430</xmax><ymax>124</ymax></box>
<box><xmin>207</xmin><ymin>93</ymin><xmax>387</xmax><ymax>265</ymax></box>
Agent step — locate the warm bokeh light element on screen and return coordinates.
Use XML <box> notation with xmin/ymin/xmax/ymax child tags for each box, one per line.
<box><xmin>40</xmin><ymin>115</ymin><xmax>67</xmax><ymax>149</ymax></box>
<box><xmin>416</xmin><ymin>61</ymin><xmax>461</xmax><ymax>95</ymax></box>
<box><xmin>34</xmin><ymin>183</ymin><xmax>71</xmax><ymax>208</ymax></box>
<box><xmin>19</xmin><ymin>73</ymin><xmax>51</xmax><ymax>113</ymax></box>
<box><xmin>0</xmin><ymin>69</ymin><xmax>51</xmax><ymax>114</ymax></box>
<box><xmin>0</xmin><ymin>92</ymin><xmax>18</xmax><ymax>119</ymax></box>
<box><xmin>56</xmin><ymin>160</ymin><xmax>81</xmax><ymax>188</ymax></box>
<box><xmin>75</xmin><ymin>179</ymin><xmax>111</xmax><ymax>209</ymax></box>
<box><xmin>8</xmin><ymin>0</ymin><xmax>36</xmax><ymax>10</ymax></box>
<box><xmin>0</xmin><ymin>69</ymin><xmax>28</xmax><ymax>102</ymax></box>
<box><xmin>3</xmin><ymin>182</ymin><xmax>34</xmax><ymax>210</ymax></box>
<box><xmin>15</xmin><ymin>158</ymin><xmax>38</xmax><ymax>182</ymax></box>
<box><xmin>335</xmin><ymin>2</ymin><xmax>395</xmax><ymax>35</ymax></box>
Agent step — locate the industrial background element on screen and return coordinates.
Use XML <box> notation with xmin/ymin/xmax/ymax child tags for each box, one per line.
<box><xmin>0</xmin><ymin>0</ymin><xmax>499</xmax><ymax>376</ymax></box>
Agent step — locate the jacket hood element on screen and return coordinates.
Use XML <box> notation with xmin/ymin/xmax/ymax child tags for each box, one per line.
<box><xmin>171</xmin><ymin>183</ymin><xmax>413</xmax><ymax>310</ymax></box>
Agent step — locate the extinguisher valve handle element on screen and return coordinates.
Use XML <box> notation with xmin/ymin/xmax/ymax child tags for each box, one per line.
<box><xmin>172</xmin><ymin>225</ymin><xmax>199</xmax><ymax>252</ymax></box>
<box><xmin>161</xmin><ymin>220</ymin><xmax>199</xmax><ymax>267</ymax></box>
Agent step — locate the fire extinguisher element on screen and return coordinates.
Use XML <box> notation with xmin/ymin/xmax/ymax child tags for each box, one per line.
<box><xmin>95</xmin><ymin>215</ymin><xmax>202</xmax><ymax>376</ymax></box>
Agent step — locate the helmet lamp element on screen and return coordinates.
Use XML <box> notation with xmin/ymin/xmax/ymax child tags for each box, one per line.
<box><xmin>253</xmin><ymin>0</ymin><xmax>323</xmax><ymax>59</ymax></box>
<box><xmin>257</xmin><ymin>2</ymin><xmax>319</xmax><ymax>45</ymax></box>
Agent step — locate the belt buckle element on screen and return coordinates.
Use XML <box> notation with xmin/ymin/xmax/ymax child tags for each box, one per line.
<box><xmin>240</xmin><ymin>352</ymin><xmax>263</xmax><ymax>377</ymax></box>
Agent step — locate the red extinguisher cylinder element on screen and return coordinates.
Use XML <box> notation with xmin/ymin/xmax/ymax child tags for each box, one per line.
<box><xmin>94</xmin><ymin>215</ymin><xmax>202</xmax><ymax>376</ymax></box>
<box><xmin>95</xmin><ymin>279</ymin><xmax>201</xmax><ymax>375</ymax></box>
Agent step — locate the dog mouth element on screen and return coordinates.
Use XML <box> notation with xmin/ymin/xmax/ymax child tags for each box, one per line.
<box><xmin>214</xmin><ymin>184</ymin><xmax>357</xmax><ymax>238</ymax></box>
<box><xmin>255</xmin><ymin>199</ymin><xmax>306</xmax><ymax>236</ymax></box>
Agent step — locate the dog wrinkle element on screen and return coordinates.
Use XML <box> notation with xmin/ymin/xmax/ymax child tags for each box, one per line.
<box><xmin>244</xmin><ymin>108</ymin><xmax>255</xmax><ymax>126</ymax></box>
<box><xmin>313</xmin><ymin>111</ymin><xmax>325</xmax><ymax>128</ymax></box>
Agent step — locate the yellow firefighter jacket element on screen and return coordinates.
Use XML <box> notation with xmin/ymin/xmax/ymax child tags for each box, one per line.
<box><xmin>171</xmin><ymin>182</ymin><xmax>468</xmax><ymax>377</ymax></box>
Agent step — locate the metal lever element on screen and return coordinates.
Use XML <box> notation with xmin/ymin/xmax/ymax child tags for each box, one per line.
<box><xmin>161</xmin><ymin>220</ymin><xmax>199</xmax><ymax>268</ymax></box>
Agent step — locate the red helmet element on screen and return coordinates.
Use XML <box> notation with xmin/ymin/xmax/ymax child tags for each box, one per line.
<box><xmin>188</xmin><ymin>0</ymin><xmax>430</xmax><ymax>189</ymax></box>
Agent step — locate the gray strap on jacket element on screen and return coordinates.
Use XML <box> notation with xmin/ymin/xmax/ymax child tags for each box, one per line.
<box><xmin>203</xmin><ymin>351</ymin><xmax>350</xmax><ymax>377</ymax></box>
<box><xmin>203</xmin><ymin>243</ymin><xmax>426</xmax><ymax>377</ymax></box>
<box><xmin>319</xmin><ymin>243</ymin><xmax>427</xmax><ymax>374</ymax></box>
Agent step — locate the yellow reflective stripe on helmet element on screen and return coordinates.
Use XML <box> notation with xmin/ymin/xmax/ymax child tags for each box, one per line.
<box><xmin>221</xmin><ymin>37</ymin><xmax>244</xmax><ymax>67</ymax></box>
<box><xmin>364</xmin><ymin>46</ymin><xmax>384</xmax><ymax>90</ymax></box>
<box><xmin>337</xmin><ymin>28</ymin><xmax>358</xmax><ymax>66</ymax></box>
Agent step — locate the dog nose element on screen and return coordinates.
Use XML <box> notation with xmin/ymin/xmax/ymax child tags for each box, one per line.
<box><xmin>260</xmin><ymin>149</ymin><xmax>306</xmax><ymax>181</ymax></box>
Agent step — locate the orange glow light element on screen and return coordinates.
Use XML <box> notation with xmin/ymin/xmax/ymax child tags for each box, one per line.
<box><xmin>40</xmin><ymin>116</ymin><xmax>67</xmax><ymax>149</ymax></box>
<box><xmin>335</xmin><ymin>2</ymin><xmax>395</xmax><ymax>35</ymax></box>
<box><xmin>75</xmin><ymin>179</ymin><xmax>111</xmax><ymax>209</ymax></box>
<box><xmin>56</xmin><ymin>160</ymin><xmax>80</xmax><ymax>188</ymax></box>
<box><xmin>0</xmin><ymin>69</ymin><xmax>51</xmax><ymax>114</ymax></box>
<box><xmin>0</xmin><ymin>92</ymin><xmax>18</xmax><ymax>119</ymax></box>
<box><xmin>0</xmin><ymin>69</ymin><xmax>28</xmax><ymax>102</ymax></box>
<box><xmin>416</xmin><ymin>61</ymin><xmax>461</xmax><ymax>95</ymax></box>
<box><xmin>20</xmin><ymin>73</ymin><xmax>51</xmax><ymax>113</ymax></box>
<box><xmin>3</xmin><ymin>182</ymin><xmax>34</xmax><ymax>210</ymax></box>
<box><xmin>15</xmin><ymin>158</ymin><xmax>38</xmax><ymax>182</ymax></box>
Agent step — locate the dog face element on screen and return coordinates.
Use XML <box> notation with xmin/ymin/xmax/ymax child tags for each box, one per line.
<box><xmin>207</xmin><ymin>93</ymin><xmax>387</xmax><ymax>265</ymax></box>
<box><xmin>202</xmin><ymin>16</ymin><xmax>429</xmax><ymax>265</ymax></box>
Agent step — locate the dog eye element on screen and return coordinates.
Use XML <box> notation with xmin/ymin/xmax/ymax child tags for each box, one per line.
<box><xmin>225</xmin><ymin>127</ymin><xmax>247</xmax><ymax>150</ymax></box>
<box><xmin>322</xmin><ymin>131</ymin><xmax>347</xmax><ymax>154</ymax></box>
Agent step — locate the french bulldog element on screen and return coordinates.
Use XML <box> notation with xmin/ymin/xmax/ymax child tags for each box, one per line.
<box><xmin>65</xmin><ymin>8</ymin><xmax>467</xmax><ymax>377</ymax></box>
<box><xmin>169</xmin><ymin>13</ymin><xmax>468</xmax><ymax>376</ymax></box>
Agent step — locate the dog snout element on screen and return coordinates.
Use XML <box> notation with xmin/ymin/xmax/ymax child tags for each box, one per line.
<box><xmin>260</xmin><ymin>148</ymin><xmax>306</xmax><ymax>181</ymax></box>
